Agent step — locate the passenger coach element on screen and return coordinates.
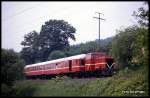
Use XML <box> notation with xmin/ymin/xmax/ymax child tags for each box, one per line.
<box><xmin>24</xmin><ymin>52</ymin><xmax>115</xmax><ymax>79</ymax></box>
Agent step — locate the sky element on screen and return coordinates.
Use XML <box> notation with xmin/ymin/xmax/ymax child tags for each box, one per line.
<box><xmin>2</xmin><ymin>1</ymin><xmax>147</xmax><ymax>52</ymax></box>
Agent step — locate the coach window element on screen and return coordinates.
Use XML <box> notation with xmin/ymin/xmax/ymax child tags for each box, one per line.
<box><xmin>40</xmin><ymin>66</ymin><xmax>42</xmax><ymax>70</ymax></box>
<box><xmin>56</xmin><ymin>63</ymin><xmax>58</xmax><ymax>68</ymax></box>
<box><xmin>47</xmin><ymin>65</ymin><xmax>50</xmax><ymax>69</ymax></box>
<box><xmin>43</xmin><ymin>65</ymin><xmax>45</xmax><ymax>70</ymax></box>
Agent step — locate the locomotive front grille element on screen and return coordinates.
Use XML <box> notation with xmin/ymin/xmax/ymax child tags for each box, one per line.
<box><xmin>106</xmin><ymin>59</ymin><xmax>114</xmax><ymax>69</ymax></box>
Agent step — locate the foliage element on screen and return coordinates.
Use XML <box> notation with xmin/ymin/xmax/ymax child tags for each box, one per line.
<box><xmin>20</xmin><ymin>31</ymin><xmax>40</xmax><ymax>64</ymax></box>
<box><xmin>110</xmin><ymin>25</ymin><xmax>148</xmax><ymax>68</ymax></box>
<box><xmin>132</xmin><ymin>27</ymin><xmax>148</xmax><ymax>66</ymax></box>
<box><xmin>38</xmin><ymin>20</ymin><xmax>76</xmax><ymax>61</ymax></box>
<box><xmin>48</xmin><ymin>50</ymin><xmax>66</xmax><ymax>60</ymax></box>
<box><xmin>132</xmin><ymin>2</ymin><xmax>149</xmax><ymax>67</ymax></box>
<box><xmin>110</xmin><ymin>3</ymin><xmax>149</xmax><ymax>69</ymax></box>
<box><xmin>64</xmin><ymin>37</ymin><xmax>113</xmax><ymax>57</ymax></box>
<box><xmin>1</xmin><ymin>49</ymin><xmax>25</xmax><ymax>85</ymax></box>
<box><xmin>11</xmin><ymin>80</ymin><xmax>41</xmax><ymax>97</ymax></box>
<box><xmin>1</xmin><ymin>49</ymin><xmax>25</xmax><ymax>96</ymax></box>
<box><xmin>21</xmin><ymin>31</ymin><xmax>39</xmax><ymax>47</ymax></box>
<box><xmin>101</xmin><ymin>66</ymin><xmax>148</xmax><ymax>96</ymax></box>
<box><xmin>110</xmin><ymin>26</ymin><xmax>137</xmax><ymax>68</ymax></box>
<box><xmin>132</xmin><ymin>2</ymin><xmax>149</xmax><ymax>27</ymax></box>
<box><xmin>21</xmin><ymin>20</ymin><xmax>76</xmax><ymax>64</ymax></box>
<box><xmin>1</xmin><ymin>84</ymin><xmax>13</xmax><ymax>97</ymax></box>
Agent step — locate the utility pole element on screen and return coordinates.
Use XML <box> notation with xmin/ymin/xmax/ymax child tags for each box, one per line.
<box><xmin>93</xmin><ymin>12</ymin><xmax>105</xmax><ymax>46</ymax></box>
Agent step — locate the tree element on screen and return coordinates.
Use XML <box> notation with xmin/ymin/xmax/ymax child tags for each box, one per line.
<box><xmin>20</xmin><ymin>31</ymin><xmax>40</xmax><ymax>64</ymax></box>
<box><xmin>133</xmin><ymin>2</ymin><xmax>149</xmax><ymax>27</ymax></box>
<box><xmin>110</xmin><ymin>25</ymin><xmax>149</xmax><ymax>69</ymax></box>
<box><xmin>39</xmin><ymin>20</ymin><xmax>76</xmax><ymax>61</ymax></box>
<box><xmin>48</xmin><ymin>50</ymin><xmax>66</xmax><ymax>60</ymax></box>
<box><xmin>1</xmin><ymin>49</ymin><xmax>25</xmax><ymax>85</ymax></box>
<box><xmin>110</xmin><ymin>26</ymin><xmax>139</xmax><ymax>68</ymax></box>
<box><xmin>110</xmin><ymin>3</ymin><xmax>149</xmax><ymax>69</ymax></box>
<box><xmin>132</xmin><ymin>28</ymin><xmax>148</xmax><ymax>66</ymax></box>
<box><xmin>132</xmin><ymin>2</ymin><xmax>149</xmax><ymax>66</ymax></box>
<box><xmin>63</xmin><ymin>37</ymin><xmax>113</xmax><ymax>58</ymax></box>
<box><xmin>20</xmin><ymin>47</ymin><xmax>40</xmax><ymax>64</ymax></box>
<box><xmin>21</xmin><ymin>20</ymin><xmax>76</xmax><ymax>63</ymax></box>
<box><xmin>1</xmin><ymin>49</ymin><xmax>26</xmax><ymax>96</ymax></box>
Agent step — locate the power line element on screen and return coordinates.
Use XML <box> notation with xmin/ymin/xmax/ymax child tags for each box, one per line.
<box><xmin>93</xmin><ymin>12</ymin><xmax>105</xmax><ymax>46</ymax></box>
<box><xmin>3</xmin><ymin>4</ymin><xmax>86</xmax><ymax>38</ymax></box>
<box><xmin>3</xmin><ymin>4</ymin><xmax>71</xmax><ymax>31</ymax></box>
<box><xmin>3</xmin><ymin>7</ymin><xmax>72</xmax><ymax>34</ymax></box>
<box><xmin>2</xmin><ymin>3</ymin><xmax>41</xmax><ymax>22</ymax></box>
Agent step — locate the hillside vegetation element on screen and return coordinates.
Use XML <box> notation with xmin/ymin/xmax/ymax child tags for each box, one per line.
<box><xmin>11</xmin><ymin>65</ymin><xmax>148</xmax><ymax>96</ymax></box>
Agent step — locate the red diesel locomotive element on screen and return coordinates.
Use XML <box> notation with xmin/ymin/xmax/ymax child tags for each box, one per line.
<box><xmin>24</xmin><ymin>52</ymin><xmax>115</xmax><ymax>79</ymax></box>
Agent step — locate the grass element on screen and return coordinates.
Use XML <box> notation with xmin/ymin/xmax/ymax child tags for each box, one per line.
<box><xmin>11</xmin><ymin>66</ymin><xmax>149</xmax><ymax>96</ymax></box>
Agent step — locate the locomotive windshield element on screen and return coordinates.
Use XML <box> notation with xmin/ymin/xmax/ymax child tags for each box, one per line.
<box><xmin>106</xmin><ymin>59</ymin><xmax>114</xmax><ymax>68</ymax></box>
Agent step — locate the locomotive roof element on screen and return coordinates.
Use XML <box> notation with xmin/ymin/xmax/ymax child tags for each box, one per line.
<box><xmin>25</xmin><ymin>54</ymin><xmax>86</xmax><ymax>68</ymax></box>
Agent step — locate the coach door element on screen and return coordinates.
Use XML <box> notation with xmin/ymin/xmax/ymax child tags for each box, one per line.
<box><xmin>80</xmin><ymin>59</ymin><xmax>85</xmax><ymax>71</ymax></box>
<box><xmin>69</xmin><ymin>60</ymin><xmax>72</xmax><ymax>71</ymax></box>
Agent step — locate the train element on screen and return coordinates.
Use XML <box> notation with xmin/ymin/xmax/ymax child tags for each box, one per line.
<box><xmin>24</xmin><ymin>52</ymin><xmax>115</xmax><ymax>79</ymax></box>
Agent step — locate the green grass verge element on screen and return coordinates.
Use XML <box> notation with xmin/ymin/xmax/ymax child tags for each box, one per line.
<box><xmin>11</xmin><ymin>66</ymin><xmax>148</xmax><ymax>96</ymax></box>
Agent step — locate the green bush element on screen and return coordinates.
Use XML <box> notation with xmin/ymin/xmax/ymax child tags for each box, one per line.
<box><xmin>12</xmin><ymin>80</ymin><xmax>40</xmax><ymax>97</ymax></box>
<box><xmin>1</xmin><ymin>84</ymin><xmax>13</xmax><ymax>97</ymax></box>
<box><xmin>1</xmin><ymin>49</ymin><xmax>25</xmax><ymax>85</ymax></box>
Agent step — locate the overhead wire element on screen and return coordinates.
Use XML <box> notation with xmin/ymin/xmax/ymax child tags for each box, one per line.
<box><xmin>3</xmin><ymin>5</ymin><xmax>76</xmax><ymax>34</ymax></box>
<box><xmin>2</xmin><ymin>3</ymin><xmax>41</xmax><ymax>22</ymax></box>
